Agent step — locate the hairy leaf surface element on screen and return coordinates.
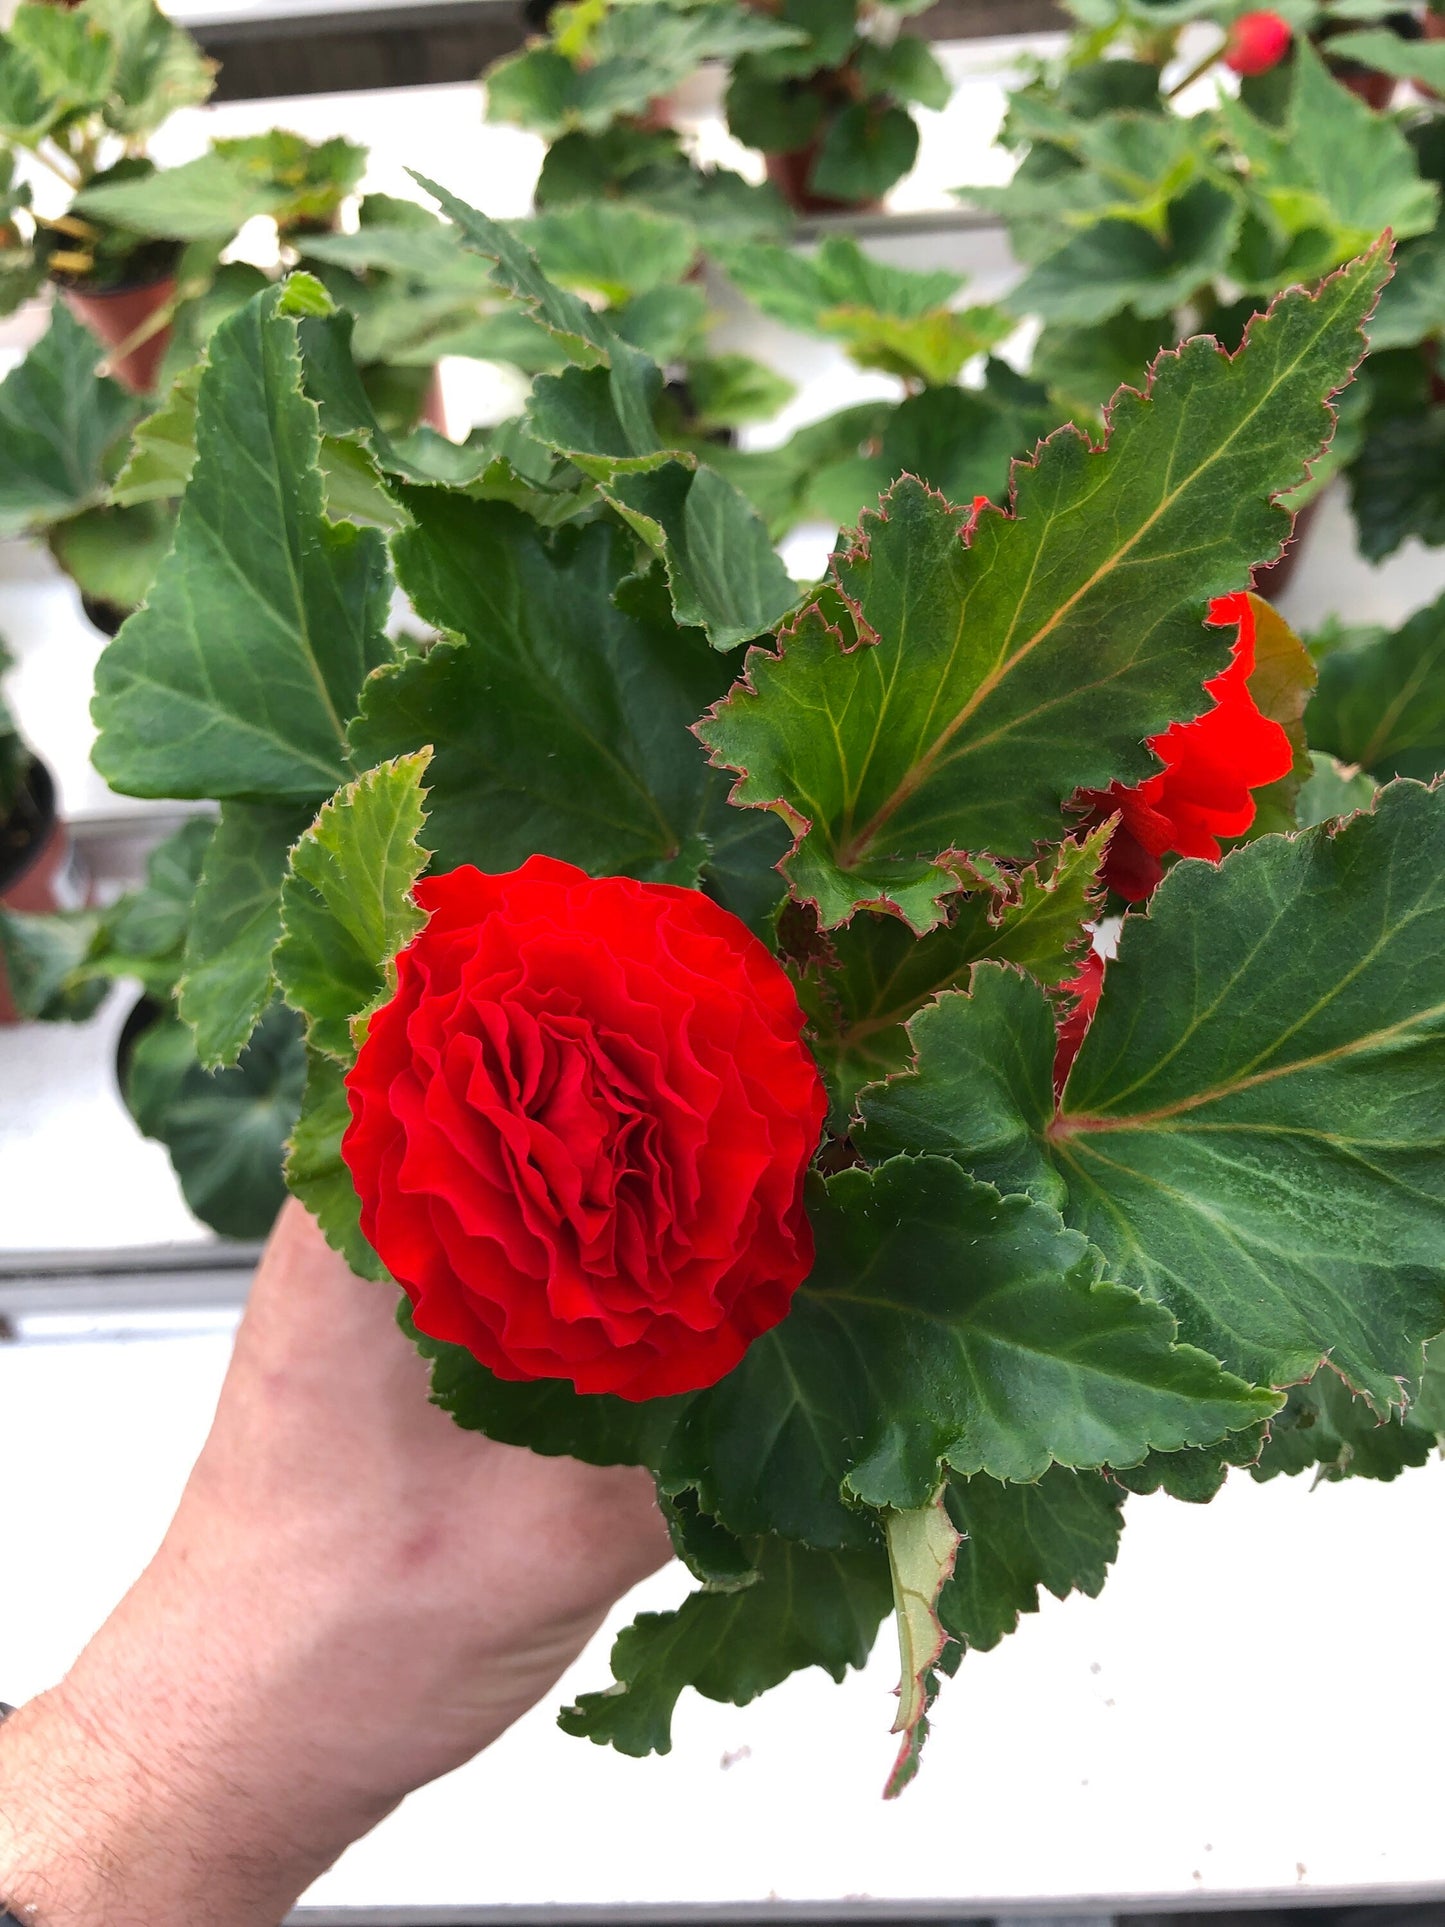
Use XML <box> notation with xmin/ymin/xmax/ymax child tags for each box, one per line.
<box><xmin>560</xmin><ymin>1536</ymin><xmax>890</xmax><ymax>1757</ymax></box>
<box><xmin>92</xmin><ymin>286</ymin><xmax>394</xmax><ymax>802</ymax></box>
<box><xmin>275</xmin><ymin>752</ymin><xmax>431</xmax><ymax>1062</ymax></box>
<box><xmin>699</xmin><ymin>250</ymin><xmax>1386</xmax><ymax>928</ymax></box>
<box><xmin>864</xmin><ymin>787</ymin><xmax>1445</xmax><ymax>1409</ymax></box>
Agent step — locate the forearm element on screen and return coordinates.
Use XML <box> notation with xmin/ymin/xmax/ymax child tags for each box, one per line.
<box><xmin>0</xmin><ymin>1564</ymin><xmax>398</xmax><ymax>1927</ymax></box>
<box><xmin>0</xmin><ymin>1204</ymin><xmax>668</xmax><ymax>1925</ymax></box>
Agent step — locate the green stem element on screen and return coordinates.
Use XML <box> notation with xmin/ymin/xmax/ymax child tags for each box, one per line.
<box><xmin>1165</xmin><ymin>37</ymin><xmax>1226</xmax><ymax>100</ymax></box>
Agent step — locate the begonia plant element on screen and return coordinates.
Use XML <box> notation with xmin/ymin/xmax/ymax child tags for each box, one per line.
<box><xmin>484</xmin><ymin>0</ymin><xmax>793</xmax><ymax>240</ymax></box>
<box><xmin>77</xmin><ymin>193</ymin><xmax>1445</xmax><ymax>1791</ymax></box>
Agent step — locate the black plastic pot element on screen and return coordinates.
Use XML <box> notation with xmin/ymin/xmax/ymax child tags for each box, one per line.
<box><xmin>114</xmin><ymin>991</ymin><xmax>163</xmax><ymax>1102</ymax></box>
<box><xmin>0</xmin><ymin>756</ymin><xmax>55</xmax><ymax>900</ymax></box>
<box><xmin>1</xmin><ymin>756</ymin><xmax>85</xmax><ymax>1025</ymax></box>
<box><xmin>81</xmin><ymin>593</ymin><xmax>129</xmax><ymax>639</ymax></box>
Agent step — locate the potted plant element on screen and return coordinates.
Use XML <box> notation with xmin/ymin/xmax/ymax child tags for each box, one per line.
<box><xmin>0</xmin><ymin>0</ymin><xmax>216</xmax><ymax>391</ymax></box>
<box><xmin>725</xmin><ymin>0</ymin><xmax>948</xmax><ymax>214</ymax></box>
<box><xmin>0</xmin><ymin>814</ymin><xmax>306</xmax><ymax>1238</ymax></box>
<box><xmin>971</xmin><ymin>7</ymin><xmax>1443</xmax><ymax>592</ymax></box>
<box><xmin>0</xmin><ymin>642</ymin><xmax>86</xmax><ymax>1024</ymax></box>
<box><xmin>484</xmin><ymin>0</ymin><xmax>793</xmax><ymax>238</ymax></box>
<box><xmin>711</xmin><ymin>231</ymin><xmax>1040</xmax><ymax>532</ymax></box>
<box><xmin>77</xmin><ymin>199</ymin><xmax>1445</xmax><ymax>1788</ymax></box>
<box><xmin>0</xmin><ymin>298</ymin><xmax>165</xmax><ymax>637</ymax></box>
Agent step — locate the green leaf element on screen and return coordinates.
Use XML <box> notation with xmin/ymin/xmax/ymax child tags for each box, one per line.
<box><xmin>826</xmin><ymin>306</ymin><xmax>1013</xmax><ymax>390</ymax></box>
<box><xmin>285</xmin><ymin>1046</ymin><xmax>385</xmax><ymax>1280</ymax></box>
<box><xmin>1308</xmin><ymin>589</ymin><xmax>1445</xmax><ymax>782</ymax></box>
<box><xmin>559</xmin><ymin>1536</ymin><xmax>891</xmax><ymax>1758</ymax></box>
<box><xmin>717</xmin><ymin>233</ymin><xmax>962</xmax><ymax>336</ymax></box>
<box><xmin>811</xmin><ymin>102</ymin><xmax>920</xmax><ymax>205</ymax></box>
<box><xmin>517</xmin><ymin>203</ymin><xmax>697</xmax><ymax>306</ymax></box>
<box><xmin>275</xmin><ymin>752</ymin><xmax>431</xmax><ymax>1063</ymax></box>
<box><xmin>1108</xmin><ymin>1425</ymin><xmax>1267</xmax><ymax>1503</ymax></box>
<box><xmin>603</xmin><ymin>461</ymin><xmax>799</xmax><ymax>651</ymax></box>
<box><xmin>804</xmin><ymin>372</ymin><xmax>1055</xmax><ymax>533</ymax></box>
<box><xmin>407</xmin><ymin>1156</ymin><xmax>1271</xmax><ymax>1552</ymax></box>
<box><xmin>883</xmin><ymin>1492</ymin><xmax>959</xmax><ymax>1793</ymax></box>
<box><xmin>1348</xmin><ymin>407</ymin><xmax>1445</xmax><ymax>563</ymax></box>
<box><xmin>981</xmin><ymin>110</ymin><xmax>1214</xmax><ymax>252</ymax></box>
<box><xmin>937</xmin><ymin>1465</ymin><xmax>1124</xmax><ymax>1654</ymax></box>
<box><xmin>698</xmin><ymin>247</ymin><xmax>1385</xmax><ymax>930</ymax></box>
<box><xmin>74</xmin><ymin>150</ymin><xmax>288</xmax><ymax>243</ymax></box>
<box><xmin>47</xmin><ymin>499</ymin><xmax>172</xmax><ymax>615</ymax></box>
<box><xmin>91</xmin><ymin>814</ymin><xmax>213</xmax><ymax>990</ymax></box>
<box><xmin>1221</xmin><ymin>43</ymin><xmax>1437</xmax><ymax>273</ymax></box>
<box><xmin>1051</xmin><ymin>785</ymin><xmax>1445</xmax><ymax>1408</ymax></box>
<box><xmin>1031</xmin><ymin>311</ymin><xmax>1177</xmax><ymax>419</ymax></box>
<box><xmin>414</xmin><ymin>176</ymin><xmax>796</xmax><ymax>649</ymax></box>
<box><xmin>862</xmin><ymin>33</ymin><xmax>950</xmax><ymax>111</ymax></box>
<box><xmin>796</xmin><ymin>825</ymin><xmax>1106</xmax><ymax>1120</ymax></box>
<box><xmin>351</xmin><ymin>502</ymin><xmax>740</xmax><ymax>888</ymax></box>
<box><xmin>1252</xmin><ymin>1366</ymin><xmax>1442</xmax><ymax>1484</ymax></box>
<box><xmin>706</xmin><ymin>399</ymin><xmax>897</xmax><ymax>539</ymax></box>
<box><xmin>123</xmin><ymin>999</ymin><xmax>306</xmax><ymax>1241</ymax></box>
<box><xmin>84</xmin><ymin>0</ymin><xmax>214</xmax><ymax>138</ymax></box>
<box><xmin>8</xmin><ymin>2</ymin><xmax>113</xmax><ymax>113</ymax></box>
<box><xmin>1009</xmin><ymin>179</ymin><xmax>1242</xmax><ymax>326</ymax></box>
<box><xmin>212</xmin><ymin>130</ymin><xmax>366</xmax><ymax>234</ymax></box>
<box><xmin>678</xmin><ymin>355</ymin><xmax>795</xmax><ymax>434</ymax></box>
<box><xmin>855</xmin><ymin>963</ymin><xmax>1070</xmax><ymax>1209</ymax></box>
<box><xmin>660</xmin><ymin>1488</ymin><xmax>759</xmax><ymax>1593</ymax></box>
<box><xmin>0</xmin><ymin>305</ymin><xmax>137</xmax><ymax>537</ymax></box>
<box><xmin>1367</xmin><ymin>228</ymin><xmax>1445</xmax><ymax>353</ymax></box>
<box><xmin>296</xmin><ymin>307</ymin><xmax>495</xmax><ymax>489</ymax></box>
<box><xmin>0</xmin><ymin>908</ymin><xmax>108</xmax><ymax>1022</ymax></box>
<box><xmin>672</xmin><ymin>1158</ymin><xmax>1274</xmax><ymax>1539</ymax></box>
<box><xmin>1295</xmin><ymin>750</ymin><xmax>1378</xmax><ymax>828</ymax></box>
<box><xmin>486</xmin><ymin>1</ymin><xmax>802</xmax><ymax>138</ymax></box>
<box><xmin>179</xmin><ymin>802</ymin><xmax>313</xmax><ymax>1069</ymax></box>
<box><xmin>92</xmin><ymin>286</ymin><xmax>395</xmax><ymax>804</ymax></box>
<box><xmin>1325</xmin><ymin>27</ymin><xmax>1445</xmax><ymax>91</ymax></box>
<box><xmin>110</xmin><ymin>361</ymin><xmax>201</xmax><ymax>506</ymax></box>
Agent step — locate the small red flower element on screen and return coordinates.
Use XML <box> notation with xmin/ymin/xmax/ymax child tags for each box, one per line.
<box><xmin>1223</xmin><ymin>10</ymin><xmax>1293</xmax><ymax>75</ymax></box>
<box><xmin>1075</xmin><ymin>592</ymin><xmax>1293</xmax><ymax>903</ymax></box>
<box><xmin>342</xmin><ymin>857</ymin><xmax>826</xmax><ymax>1401</ymax></box>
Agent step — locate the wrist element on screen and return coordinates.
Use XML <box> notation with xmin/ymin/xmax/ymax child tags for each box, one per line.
<box><xmin>0</xmin><ymin>1563</ymin><xmax>396</xmax><ymax>1927</ymax></box>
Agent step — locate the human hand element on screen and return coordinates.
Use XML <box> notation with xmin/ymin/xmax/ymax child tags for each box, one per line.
<box><xmin>0</xmin><ymin>1200</ymin><xmax>671</xmax><ymax>1927</ymax></box>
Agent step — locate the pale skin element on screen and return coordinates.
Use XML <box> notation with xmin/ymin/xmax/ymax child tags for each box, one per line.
<box><xmin>0</xmin><ymin>1201</ymin><xmax>672</xmax><ymax>1927</ymax></box>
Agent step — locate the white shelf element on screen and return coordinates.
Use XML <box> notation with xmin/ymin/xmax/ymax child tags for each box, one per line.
<box><xmin>3</xmin><ymin>1319</ymin><xmax>1443</xmax><ymax>1914</ymax></box>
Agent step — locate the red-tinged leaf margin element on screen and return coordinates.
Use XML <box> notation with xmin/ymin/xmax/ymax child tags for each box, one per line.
<box><xmin>694</xmin><ymin>240</ymin><xmax>1393</xmax><ymax>932</ymax></box>
<box><xmin>882</xmin><ymin>1489</ymin><xmax>961</xmax><ymax>1799</ymax></box>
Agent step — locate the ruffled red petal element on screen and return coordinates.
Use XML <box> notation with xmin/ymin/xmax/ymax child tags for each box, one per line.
<box><xmin>343</xmin><ymin>856</ymin><xmax>826</xmax><ymax>1401</ymax></box>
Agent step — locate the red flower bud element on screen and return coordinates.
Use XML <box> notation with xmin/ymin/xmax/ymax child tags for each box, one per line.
<box><xmin>1223</xmin><ymin>10</ymin><xmax>1293</xmax><ymax>76</ymax></box>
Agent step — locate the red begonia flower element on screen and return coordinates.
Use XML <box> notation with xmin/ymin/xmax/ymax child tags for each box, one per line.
<box><xmin>1074</xmin><ymin>592</ymin><xmax>1293</xmax><ymax>902</ymax></box>
<box><xmin>1224</xmin><ymin>10</ymin><xmax>1293</xmax><ymax>75</ymax></box>
<box><xmin>342</xmin><ymin>857</ymin><xmax>826</xmax><ymax>1401</ymax></box>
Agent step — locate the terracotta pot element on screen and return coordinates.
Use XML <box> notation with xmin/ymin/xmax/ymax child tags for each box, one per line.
<box><xmin>62</xmin><ymin>273</ymin><xmax>176</xmax><ymax>395</ymax></box>
<box><xmin>1250</xmin><ymin>492</ymin><xmax>1325</xmax><ymax>602</ymax></box>
<box><xmin>764</xmin><ymin>144</ymin><xmax>882</xmax><ymax>217</ymax></box>
<box><xmin>420</xmin><ymin>367</ymin><xmax>449</xmax><ymax>438</ymax></box>
<box><xmin>0</xmin><ymin>758</ymin><xmax>90</xmax><ymax>1025</ymax></box>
